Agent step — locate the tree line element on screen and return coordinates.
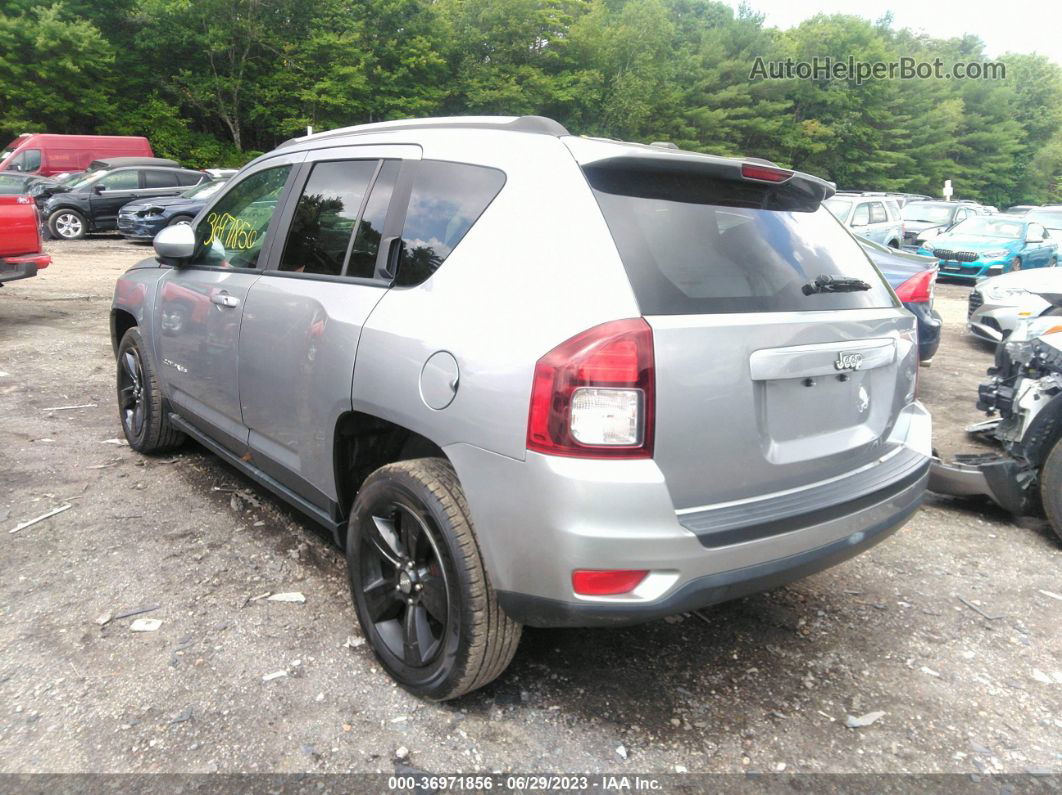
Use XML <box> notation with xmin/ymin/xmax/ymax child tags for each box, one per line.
<box><xmin>3</xmin><ymin>0</ymin><xmax>1061</xmax><ymax>207</ymax></box>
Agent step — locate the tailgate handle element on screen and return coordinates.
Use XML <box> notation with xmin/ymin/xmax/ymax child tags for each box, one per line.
<box><xmin>749</xmin><ymin>338</ymin><xmax>895</xmax><ymax>381</ymax></box>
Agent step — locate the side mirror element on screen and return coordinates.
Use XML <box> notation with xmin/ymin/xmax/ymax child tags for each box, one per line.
<box><xmin>93</xmin><ymin>184</ymin><xmax>105</xmax><ymax>194</ymax></box>
<box><xmin>154</xmin><ymin>222</ymin><xmax>196</xmax><ymax>263</ymax></box>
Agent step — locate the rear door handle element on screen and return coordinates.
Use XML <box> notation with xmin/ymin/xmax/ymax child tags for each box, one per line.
<box><xmin>211</xmin><ymin>292</ymin><xmax>240</xmax><ymax>308</ymax></box>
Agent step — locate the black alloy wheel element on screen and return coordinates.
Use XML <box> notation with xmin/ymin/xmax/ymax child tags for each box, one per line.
<box><xmin>358</xmin><ymin>500</ymin><xmax>450</xmax><ymax>668</ymax></box>
<box><xmin>118</xmin><ymin>346</ymin><xmax>146</xmax><ymax>441</ymax></box>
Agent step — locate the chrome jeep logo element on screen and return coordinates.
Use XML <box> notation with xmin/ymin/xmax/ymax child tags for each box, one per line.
<box><xmin>834</xmin><ymin>351</ymin><xmax>864</xmax><ymax>371</ymax></box>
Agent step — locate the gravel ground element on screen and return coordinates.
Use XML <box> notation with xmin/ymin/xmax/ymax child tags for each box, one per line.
<box><xmin>1</xmin><ymin>238</ymin><xmax>1060</xmax><ymax>776</ymax></box>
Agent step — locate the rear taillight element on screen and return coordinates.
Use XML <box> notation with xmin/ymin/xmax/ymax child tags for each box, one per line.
<box><xmin>527</xmin><ymin>318</ymin><xmax>654</xmax><ymax>459</ymax></box>
<box><xmin>895</xmin><ymin>269</ymin><xmax>936</xmax><ymax>303</ymax></box>
<box><xmin>741</xmin><ymin>163</ymin><xmax>793</xmax><ymax>183</ymax></box>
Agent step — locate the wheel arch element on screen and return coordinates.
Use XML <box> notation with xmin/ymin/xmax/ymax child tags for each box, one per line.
<box><xmin>332</xmin><ymin>411</ymin><xmax>450</xmax><ymax>547</ymax></box>
<box><xmin>110</xmin><ymin>308</ymin><xmax>138</xmax><ymax>357</ymax></box>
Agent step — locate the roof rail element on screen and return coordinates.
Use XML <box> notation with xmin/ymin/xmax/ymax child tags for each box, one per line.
<box><xmin>279</xmin><ymin>115</ymin><xmax>570</xmax><ymax>148</ymax></box>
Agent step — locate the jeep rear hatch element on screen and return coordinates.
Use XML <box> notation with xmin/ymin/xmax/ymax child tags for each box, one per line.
<box><xmin>570</xmin><ymin>142</ymin><xmax>920</xmax><ymax>525</ymax></box>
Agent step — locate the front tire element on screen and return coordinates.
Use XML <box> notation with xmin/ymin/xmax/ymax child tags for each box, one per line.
<box><xmin>346</xmin><ymin>458</ymin><xmax>522</xmax><ymax>700</ymax></box>
<box><xmin>1011</xmin><ymin>256</ymin><xmax>1023</xmax><ymax>273</ymax></box>
<box><xmin>116</xmin><ymin>327</ymin><xmax>185</xmax><ymax>453</ymax></box>
<box><xmin>167</xmin><ymin>215</ymin><xmax>194</xmax><ymax>227</ymax></box>
<box><xmin>48</xmin><ymin>209</ymin><xmax>87</xmax><ymax>240</ymax></box>
<box><xmin>1040</xmin><ymin>440</ymin><xmax>1062</xmax><ymax>545</ymax></box>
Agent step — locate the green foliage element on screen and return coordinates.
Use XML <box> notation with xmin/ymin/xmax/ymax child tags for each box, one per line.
<box><xmin>2</xmin><ymin>0</ymin><xmax>1061</xmax><ymax>206</ymax></box>
<box><xmin>0</xmin><ymin>2</ymin><xmax>116</xmax><ymax>134</ymax></box>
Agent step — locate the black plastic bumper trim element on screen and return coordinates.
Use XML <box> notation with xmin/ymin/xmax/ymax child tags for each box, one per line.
<box><xmin>693</xmin><ymin>460</ymin><xmax>929</xmax><ymax>548</ymax></box>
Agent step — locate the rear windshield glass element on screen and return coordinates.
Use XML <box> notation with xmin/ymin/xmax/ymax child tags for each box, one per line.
<box><xmin>585</xmin><ymin>167</ymin><xmax>895</xmax><ymax>314</ymax></box>
<box><xmin>901</xmin><ymin>203</ymin><xmax>954</xmax><ymax>223</ymax></box>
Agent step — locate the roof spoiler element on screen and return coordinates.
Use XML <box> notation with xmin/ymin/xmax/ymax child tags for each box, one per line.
<box><xmin>581</xmin><ymin>154</ymin><xmax>835</xmax><ymax>212</ymax></box>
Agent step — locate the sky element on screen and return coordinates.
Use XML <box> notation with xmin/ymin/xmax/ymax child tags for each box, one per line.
<box><xmin>729</xmin><ymin>0</ymin><xmax>1062</xmax><ymax>65</ymax></box>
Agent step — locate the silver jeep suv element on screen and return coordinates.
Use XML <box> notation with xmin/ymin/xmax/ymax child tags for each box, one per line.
<box><xmin>111</xmin><ymin>116</ymin><xmax>932</xmax><ymax>700</ymax></box>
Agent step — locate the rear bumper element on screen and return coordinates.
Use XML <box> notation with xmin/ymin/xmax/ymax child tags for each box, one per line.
<box><xmin>928</xmin><ymin>455</ymin><xmax>1037</xmax><ymax>516</ymax></box>
<box><xmin>446</xmin><ymin>402</ymin><xmax>932</xmax><ymax>628</ymax></box>
<box><xmin>0</xmin><ymin>253</ymin><xmax>50</xmax><ymax>283</ymax></box>
<box><xmin>497</xmin><ymin>474</ymin><xmax>925</xmax><ymax>627</ymax></box>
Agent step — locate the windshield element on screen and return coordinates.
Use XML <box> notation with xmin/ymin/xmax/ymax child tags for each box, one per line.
<box><xmin>949</xmin><ymin>217</ymin><xmax>1024</xmax><ymax>239</ymax></box>
<box><xmin>182</xmin><ymin>180</ymin><xmax>225</xmax><ymax>199</ymax></box>
<box><xmin>902</xmin><ymin>203</ymin><xmax>954</xmax><ymax>223</ymax></box>
<box><xmin>1026</xmin><ymin>211</ymin><xmax>1062</xmax><ymax>231</ymax></box>
<box><xmin>0</xmin><ymin>145</ymin><xmax>16</xmax><ymax>164</ymax></box>
<box><xmin>64</xmin><ymin>170</ymin><xmax>104</xmax><ymax>188</ymax></box>
<box><xmin>822</xmin><ymin>197</ymin><xmax>853</xmax><ymax>222</ymax></box>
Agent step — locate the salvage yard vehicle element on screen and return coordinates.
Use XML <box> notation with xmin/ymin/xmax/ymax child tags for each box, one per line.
<box><xmin>968</xmin><ymin>268</ymin><xmax>1062</xmax><ymax>344</ymax></box>
<box><xmin>0</xmin><ymin>133</ymin><xmax>153</xmax><ymax>177</ymax></box>
<box><xmin>0</xmin><ymin>172</ymin><xmax>57</xmax><ymax>196</ymax></box>
<box><xmin>117</xmin><ymin>178</ymin><xmax>230</xmax><ymax>242</ymax></box>
<box><xmin>110</xmin><ymin>115</ymin><xmax>932</xmax><ymax>700</ymax></box>
<box><xmin>38</xmin><ymin>163</ymin><xmax>207</xmax><ymax>240</ymax></box>
<box><xmin>0</xmin><ymin>195</ymin><xmax>50</xmax><ymax>284</ymax></box>
<box><xmin>901</xmin><ymin>200</ymin><xmax>983</xmax><ymax>250</ymax></box>
<box><xmin>824</xmin><ymin>193</ymin><xmax>904</xmax><ymax>248</ymax></box>
<box><xmin>858</xmin><ymin>238</ymin><xmax>942</xmax><ymax>363</ymax></box>
<box><xmin>931</xmin><ymin>299</ymin><xmax>1062</xmax><ymax>544</ymax></box>
<box><xmin>917</xmin><ymin>215</ymin><xmax>1058</xmax><ymax>281</ymax></box>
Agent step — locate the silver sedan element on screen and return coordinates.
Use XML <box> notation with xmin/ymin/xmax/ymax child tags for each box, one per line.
<box><xmin>968</xmin><ymin>268</ymin><xmax>1062</xmax><ymax>343</ymax></box>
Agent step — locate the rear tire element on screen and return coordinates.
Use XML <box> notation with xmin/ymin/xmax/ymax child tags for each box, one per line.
<box><xmin>1048</xmin><ymin>256</ymin><xmax>1058</xmax><ymax>268</ymax></box>
<box><xmin>346</xmin><ymin>458</ymin><xmax>522</xmax><ymax>700</ymax></box>
<box><xmin>1040</xmin><ymin>440</ymin><xmax>1062</xmax><ymax>545</ymax></box>
<box><xmin>888</xmin><ymin>239</ymin><xmax>900</xmax><ymax>249</ymax></box>
<box><xmin>116</xmin><ymin>327</ymin><xmax>185</xmax><ymax>453</ymax></box>
<box><xmin>48</xmin><ymin>209</ymin><xmax>87</xmax><ymax>240</ymax></box>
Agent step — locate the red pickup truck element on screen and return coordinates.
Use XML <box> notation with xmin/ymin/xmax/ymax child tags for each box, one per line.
<box><xmin>0</xmin><ymin>195</ymin><xmax>50</xmax><ymax>284</ymax></box>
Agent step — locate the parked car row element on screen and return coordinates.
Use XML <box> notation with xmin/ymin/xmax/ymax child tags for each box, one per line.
<box><xmin>0</xmin><ymin>134</ymin><xmax>238</xmax><ymax>242</ymax></box>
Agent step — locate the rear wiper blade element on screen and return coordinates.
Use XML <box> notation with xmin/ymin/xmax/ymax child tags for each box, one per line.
<box><xmin>802</xmin><ymin>275</ymin><xmax>872</xmax><ymax>295</ymax></box>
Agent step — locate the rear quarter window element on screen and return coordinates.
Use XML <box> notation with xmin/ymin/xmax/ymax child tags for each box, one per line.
<box><xmin>585</xmin><ymin>166</ymin><xmax>895</xmax><ymax>315</ymax></box>
<box><xmin>396</xmin><ymin>160</ymin><xmax>505</xmax><ymax>287</ymax></box>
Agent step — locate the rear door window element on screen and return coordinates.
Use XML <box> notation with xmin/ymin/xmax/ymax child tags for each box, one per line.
<box><xmin>396</xmin><ymin>160</ymin><xmax>505</xmax><ymax>287</ymax></box>
<box><xmin>868</xmin><ymin>202</ymin><xmax>887</xmax><ymax>224</ymax></box>
<box><xmin>177</xmin><ymin>171</ymin><xmax>205</xmax><ymax>186</ymax></box>
<box><xmin>278</xmin><ymin>159</ymin><xmax>378</xmax><ymax>276</ymax></box>
<box><xmin>348</xmin><ymin>160</ymin><xmax>400</xmax><ymax>279</ymax></box>
<box><xmin>144</xmin><ymin>170</ymin><xmax>178</xmax><ymax>188</ymax></box>
<box><xmin>585</xmin><ymin>166</ymin><xmax>894</xmax><ymax>314</ymax></box>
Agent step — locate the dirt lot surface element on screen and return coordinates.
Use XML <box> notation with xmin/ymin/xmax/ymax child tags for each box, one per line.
<box><xmin>1</xmin><ymin>238</ymin><xmax>1060</xmax><ymax>777</ymax></box>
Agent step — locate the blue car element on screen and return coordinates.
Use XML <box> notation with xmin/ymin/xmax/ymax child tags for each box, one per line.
<box><xmin>859</xmin><ymin>239</ymin><xmax>942</xmax><ymax>363</ymax></box>
<box><xmin>116</xmin><ymin>178</ymin><xmax>229</xmax><ymax>241</ymax></box>
<box><xmin>917</xmin><ymin>214</ymin><xmax>1058</xmax><ymax>281</ymax></box>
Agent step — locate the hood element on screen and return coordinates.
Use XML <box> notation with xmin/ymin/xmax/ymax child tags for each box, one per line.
<box><xmin>122</xmin><ymin>196</ymin><xmax>199</xmax><ymax>212</ymax></box>
<box><xmin>978</xmin><ymin>268</ymin><xmax>1062</xmax><ymax>293</ymax></box>
<box><xmin>903</xmin><ymin>219</ymin><xmax>950</xmax><ymax>233</ymax></box>
<box><xmin>926</xmin><ymin>234</ymin><xmax>1019</xmax><ymax>252</ymax></box>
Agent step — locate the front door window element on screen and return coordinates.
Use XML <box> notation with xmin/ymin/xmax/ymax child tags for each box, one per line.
<box><xmin>190</xmin><ymin>166</ymin><xmax>292</xmax><ymax>270</ymax></box>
